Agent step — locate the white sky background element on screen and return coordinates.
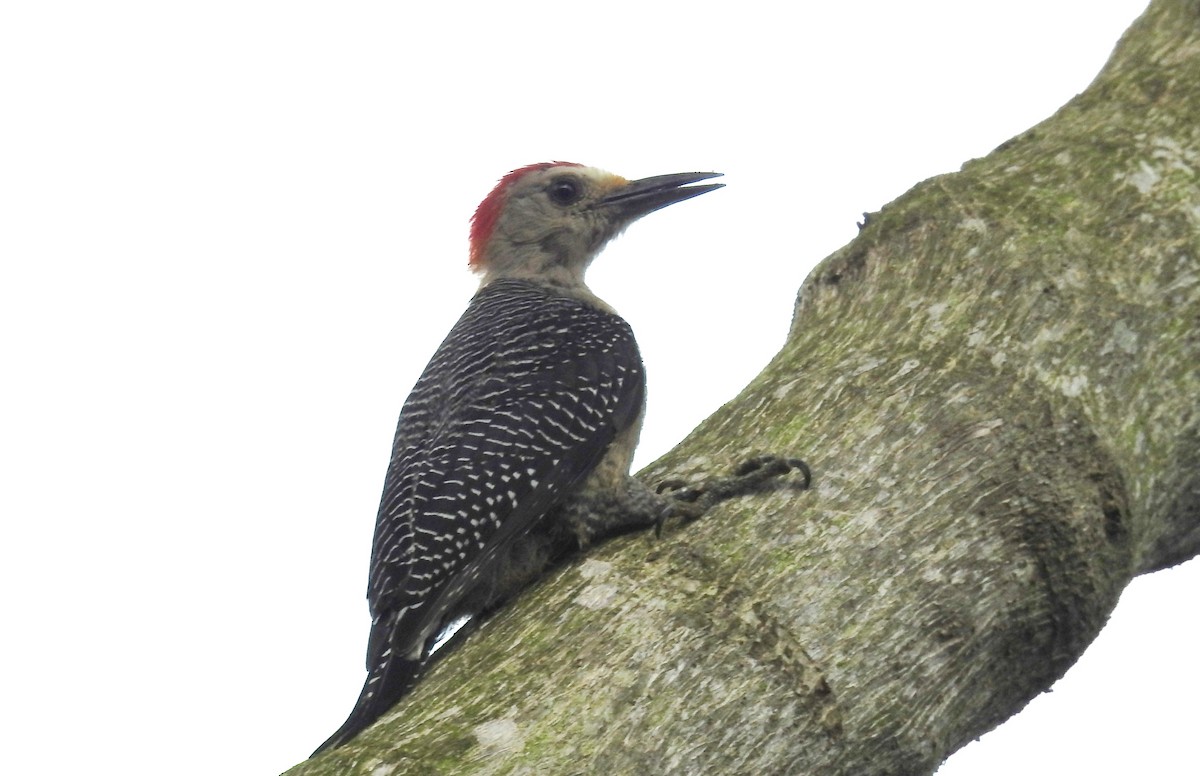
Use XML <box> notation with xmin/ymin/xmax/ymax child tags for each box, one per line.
<box><xmin>2</xmin><ymin>1</ymin><xmax>1195</xmax><ymax>774</ymax></box>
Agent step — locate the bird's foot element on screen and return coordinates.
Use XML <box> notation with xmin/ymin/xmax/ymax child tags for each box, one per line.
<box><xmin>653</xmin><ymin>454</ymin><xmax>811</xmax><ymax>534</ymax></box>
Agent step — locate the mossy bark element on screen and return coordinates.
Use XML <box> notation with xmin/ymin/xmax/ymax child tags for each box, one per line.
<box><xmin>289</xmin><ymin>1</ymin><xmax>1200</xmax><ymax>773</ymax></box>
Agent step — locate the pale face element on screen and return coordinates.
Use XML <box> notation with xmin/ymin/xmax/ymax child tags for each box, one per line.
<box><xmin>480</xmin><ymin>166</ymin><xmax>631</xmax><ymax>282</ymax></box>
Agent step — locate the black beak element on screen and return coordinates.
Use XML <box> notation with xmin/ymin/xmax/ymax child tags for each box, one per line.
<box><xmin>598</xmin><ymin>171</ymin><xmax>724</xmax><ymax>221</ymax></box>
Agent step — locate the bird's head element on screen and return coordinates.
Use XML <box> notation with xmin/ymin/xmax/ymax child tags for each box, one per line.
<box><xmin>468</xmin><ymin>162</ymin><xmax>723</xmax><ymax>285</ymax></box>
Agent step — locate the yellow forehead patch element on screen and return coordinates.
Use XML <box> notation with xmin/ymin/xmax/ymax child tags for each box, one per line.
<box><xmin>591</xmin><ymin>171</ymin><xmax>630</xmax><ymax>194</ymax></box>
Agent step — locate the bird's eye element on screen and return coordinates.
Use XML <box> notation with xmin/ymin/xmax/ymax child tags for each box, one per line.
<box><xmin>547</xmin><ymin>176</ymin><xmax>583</xmax><ymax>206</ymax></box>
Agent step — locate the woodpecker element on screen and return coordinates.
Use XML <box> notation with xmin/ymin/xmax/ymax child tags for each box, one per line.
<box><xmin>313</xmin><ymin>163</ymin><xmax>809</xmax><ymax>755</ymax></box>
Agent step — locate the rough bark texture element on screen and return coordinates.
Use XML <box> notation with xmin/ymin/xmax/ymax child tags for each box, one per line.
<box><xmin>289</xmin><ymin>2</ymin><xmax>1199</xmax><ymax>773</ymax></box>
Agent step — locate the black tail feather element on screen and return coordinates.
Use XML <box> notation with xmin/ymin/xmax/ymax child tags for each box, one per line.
<box><xmin>310</xmin><ymin>651</ymin><xmax>422</xmax><ymax>757</ymax></box>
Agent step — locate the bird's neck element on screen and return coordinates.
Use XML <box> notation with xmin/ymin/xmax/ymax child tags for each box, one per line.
<box><xmin>479</xmin><ymin>253</ymin><xmax>615</xmax><ymax>313</ymax></box>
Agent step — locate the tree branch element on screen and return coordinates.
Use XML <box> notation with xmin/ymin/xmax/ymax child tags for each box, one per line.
<box><xmin>289</xmin><ymin>1</ymin><xmax>1199</xmax><ymax>772</ymax></box>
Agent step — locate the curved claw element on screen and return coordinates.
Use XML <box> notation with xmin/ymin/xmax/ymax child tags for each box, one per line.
<box><xmin>787</xmin><ymin>458</ymin><xmax>813</xmax><ymax>489</ymax></box>
<box><xmin>733</xmin><ymin>454</ymin><xmax>813</xmax><ymax>490</ymax></box>
<box><xmin>653</xmin><ymin>503</ymin><xmax>671</xmax><ymax>538</ymax></box>
<box><xmin>655</xmin><ymin>478</ymin><xmax>689</xmax><ymax>495</ymax></box>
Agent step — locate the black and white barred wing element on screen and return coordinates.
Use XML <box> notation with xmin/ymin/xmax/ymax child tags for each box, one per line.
<box><xmin>368</xmin><ymin>281</ymin><xmax>644</xmax><ymax>661</ymax></box>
